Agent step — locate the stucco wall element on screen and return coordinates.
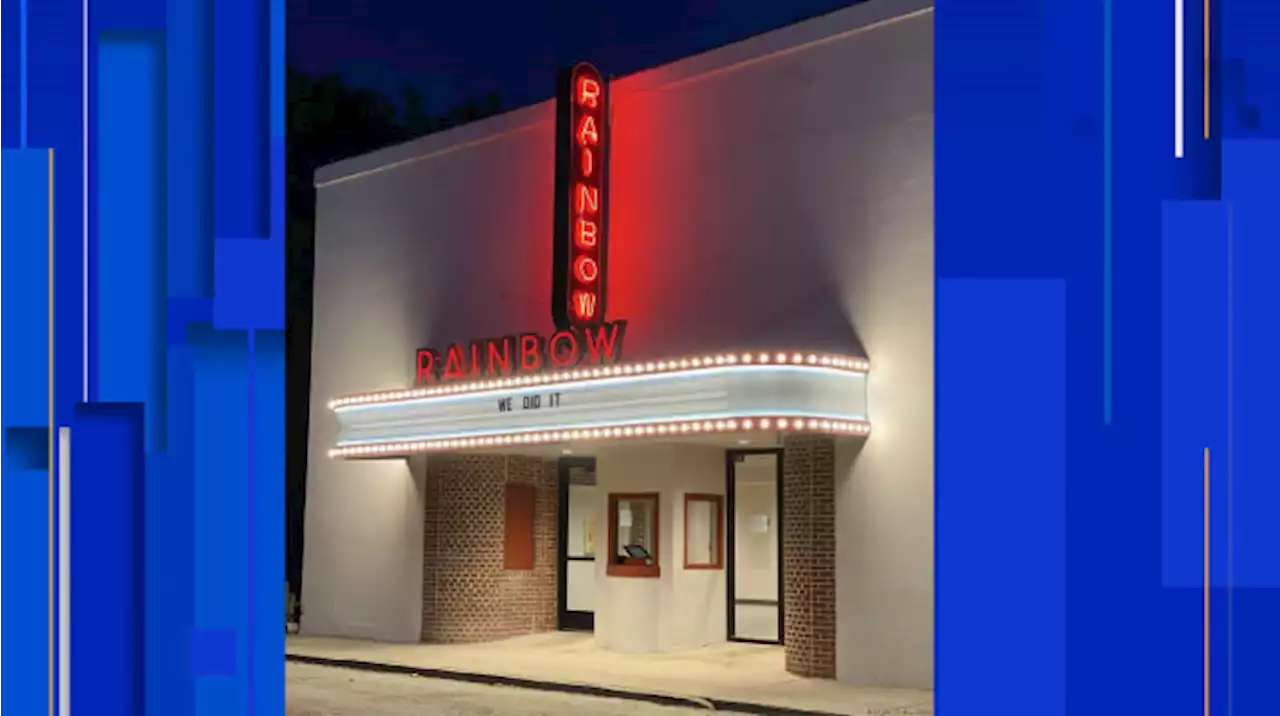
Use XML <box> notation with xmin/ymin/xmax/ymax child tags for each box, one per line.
<box><xmin>593</xmin><ymin>444</ymin><xmax>727</xmax><ymax>653</ymax></box>
<box><xmin>304</xmin><ymin>0</ymin><xmax>933</xmax><ymax>687</ymax></box>
<box><xmin>300</xmin><ymin>457</ymin><xmax>425</xmax><ymax>641</ymax></box>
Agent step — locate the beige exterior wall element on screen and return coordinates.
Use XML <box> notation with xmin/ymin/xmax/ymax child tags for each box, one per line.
<box><xmin>593</xmin><ymin>444</ymin><xmax>728</xmax><ymax>653</ymax></box>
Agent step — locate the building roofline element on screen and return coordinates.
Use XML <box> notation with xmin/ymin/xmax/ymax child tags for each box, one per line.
<box><xmin>314</xmin><ymin>0</ymin><xmax>932</xmax><ymax>188</ymax></box>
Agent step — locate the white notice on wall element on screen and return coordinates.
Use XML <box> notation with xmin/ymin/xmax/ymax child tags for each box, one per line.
<box><xmin>749</xmin><ymin>514</ymin><xmax>770</xmax><ymax>534</ymax></box>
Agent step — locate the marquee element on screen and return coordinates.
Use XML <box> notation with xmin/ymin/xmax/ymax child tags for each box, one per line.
<box><xmin>329</xmin><ymin>351</ymin><xmax>870</xmax><ymax>458</ymax></box>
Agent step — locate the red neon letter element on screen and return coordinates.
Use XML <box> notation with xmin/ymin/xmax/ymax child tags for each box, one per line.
<box><xmin>573</xmin><ymin>255</ymin><xmax>599</xmax><ymax>283</ymax></box>
<box><xmin>575</xmin><ymin>219</ymin><xmax>598</xmax><ymax>248</ymax></box>
<box><xmin>486</xmin><ymin>337</ymin><xmax>512</xmax><ymax>376</ymax></box>
<box><xmin>576</xmin><ymin>115</ymin><xmax>599</xmax><ymax>147</ymax></box>
<box><xmin>468</xmin><ymin>342</ymin><xmax>484</xmax><ymax>377</ymax></box>
<box><xmin>443</xmin><ymin>345</ymin><xmax>468</xmax><ymax>381</ymax></box>
<box><xmin>577</xmin><ymin>76</ymin><xmax>601</xmax><ymax>108</ymax></box>
<box><xmin>519</xmin><ymin>334</ymin><xmax>545</xmax><ymax>372</ymax></box>
<box><xmin>416</xmin><ymin>349</ymin><xmax>439</xmax><ymax>384</ymax></box>
<box><xmin>572</xmin><ymin>291</ymin><xmax>598</xmax><ymax>320</ymax></box>
<box><xmin>581</xmin><ymin>147</ymin><xmax>594</xmax><ymax>177</ymax></box>
<box><xmin>576</xmin><ymin>184</ymin><xmax>599</xmax><ymax>214</ymax></box>
<box><xmin>548</xmin><ymin>330</ymin><xmax>581</xmax><ymax>367</ymax></box>
<box><xmin>584</xmin><ymin>321</ymin><xmax>626</xmax><ymax>363</ymax></box>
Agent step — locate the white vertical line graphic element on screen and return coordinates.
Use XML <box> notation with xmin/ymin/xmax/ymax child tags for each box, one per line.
<box><xmin>82</xmin><ymin>0</ymin><xmax>90</xmax><ymax>401</ymax></box>
<box><xmin>58</xmin><ymin>427</ymin><xmax>72</xmax><ymax>716</ymax></box>
<box><xmin>1175</xmin><ymin>0</ymin><xmax>1185</xmax><ymax>158</ymax></box>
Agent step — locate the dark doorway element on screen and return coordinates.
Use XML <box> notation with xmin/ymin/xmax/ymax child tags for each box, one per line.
<box><xmin>725</xmin><ymin>448</ymin><xmax>784</xmax><ymax>644</ymax></box>
<box><xmin>557</xmin><ymin>456</ymin><xmax>597</xmax><ymax>631</ymax></box>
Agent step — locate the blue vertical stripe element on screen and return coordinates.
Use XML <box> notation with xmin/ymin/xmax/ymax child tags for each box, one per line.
<box><xmin>19</xmin><ymin>0</ymin><xmax>27</xmax><ymax>146</ymax></box>
<box><xmin>246</xmin><ymin>329</ymin><xmax>256</xmax><ymax>716</ymax></box>
<box><xmin>191</xmin><ymin>325</ymin><xmax>249</xmax><ymax>716</ymax></box>
<box><xmin>96</xmin><ymin>32</ymin><xmax>167</xmax><ymax>451</ymax></box>
<box><xmin>1102</xmin><ymin>0</ymin><xmax>1113</xmax><ymax>423</ymax></box>
<box><xmin>0</xmin><ymin>151</ymin><xmax>52</xmax><ymax>714</ymax></box>
<box><xmin>214</xmin><ymin>0</ymin><xmax>268</xmax><ymax>238</ymax></box>
<box><xmin>250</xmin><ymin>330</ymin><xmax>284</xmax><ymax>715</ymax></box>
<box><xmin>1</xmin><ymin>150</ymin><xmax>52</xmax><ymax>428</ymax></box>
<box><xmin>145</xmin><ymin>345</ymin><xmax>198</xmax><ymax>714</ymax></box>
<box><xmin>27</xmin><ymin>0</ymin><xmax>88</xmax><ymax>420</ymax></box>
<box><xmin>167</xmin><ymin>0</ymin><xmax>213</xmax><ymax>299</ymax></box>
<box><xmin>70</xmin><ymin>403</ymin><xmax>145</xmax><ymax>716</ymax></box>
<box><xmin>1</xmin><ymin>0</ymin><xmax>19</xmax><ymax>148</ymax></box>
<box><xmin>1160</xmin><ymin>200</ymin><xmax>1227</xmax><ymax>589</ymax></box>
<box><xmin>938</xmin><ymin>278</ymin><xmax>1067</xmax><ymax>716</ymax></box>
<box><xmin>268</xmin><ymin>0</ymin><xmax>284</xmax><ymax>242</ymax></box>
<box><xmin>1222</xmin><ymin>140</ymin><xmax>1280</xmax><ymax>589</ymax></box>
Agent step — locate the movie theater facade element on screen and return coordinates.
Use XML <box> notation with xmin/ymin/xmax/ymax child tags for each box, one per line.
<box><xmin>301</xmin><ymin>0</ymin><xmax>934</xmax><ymax>690</ymax></box>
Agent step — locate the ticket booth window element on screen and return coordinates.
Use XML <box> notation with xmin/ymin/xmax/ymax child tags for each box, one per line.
<box><xmin>684</xmin><ymin>494</ymin><xmax>724</xmax><ymax>570</ymax></box>
<box><xmin>607</xmin><ymin>493</ymin><xmax>660</xmax><ymax>578</ymax></box>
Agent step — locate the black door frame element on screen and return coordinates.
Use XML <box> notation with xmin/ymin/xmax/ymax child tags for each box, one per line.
<box><xmin>725</xmin><ymin>447</ymin><xmax>785</xmax><ymax>645</ymax></box>
<box><xmin>557</xmin><ymin>456</ymin><xmax>597</xmax><ymax>632</ymax></box>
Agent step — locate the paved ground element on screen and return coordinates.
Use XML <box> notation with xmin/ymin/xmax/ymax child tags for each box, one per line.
<box><xmin>287</xmin><ymin>662</ymin><xmax>723</xmax><ymax>716</ymax></box>
<box><xmin>287</xmin><ymin>632</ymin><xmax>934</xmax><ymax>716</ymax></box>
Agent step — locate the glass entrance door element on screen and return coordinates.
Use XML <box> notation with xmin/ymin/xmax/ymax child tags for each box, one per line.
<box><xmin>726</xmin><ymin>450</ymin><xmax>783</xmax><ymax>644</ymax></box>
<box><xmin>557</xmin><ymin>457</ymin><xmax>597</xmax><ymax>631</ymax></box>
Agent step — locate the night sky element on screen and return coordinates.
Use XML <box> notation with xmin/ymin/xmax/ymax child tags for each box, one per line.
<box><xmin>289</xmin><ymin>0</ymin><xmax>863</xmax><ymax>113</ymax></box>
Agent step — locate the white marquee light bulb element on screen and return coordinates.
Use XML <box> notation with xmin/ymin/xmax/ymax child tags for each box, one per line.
<box><xmin>333</xmin><ymin>350</ymin><xmax>870</xmax><ymax>409</ymax></box>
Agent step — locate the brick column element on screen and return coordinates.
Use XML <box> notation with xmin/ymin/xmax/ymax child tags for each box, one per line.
<box><xmin>782</xmin><ymin>435</ymin><xmax>837</xmax><ymax>678</ymax></box>
<box><xmin>421</xmin><ymin>454</ymin><xmax>559</xmax><ymax>643</ymax></box>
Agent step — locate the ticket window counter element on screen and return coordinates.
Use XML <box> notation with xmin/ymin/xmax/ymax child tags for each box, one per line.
<box><xmin>607</xmin><ymin>493</ymin><xmax>661</xmax><ymax>578</ymax></box>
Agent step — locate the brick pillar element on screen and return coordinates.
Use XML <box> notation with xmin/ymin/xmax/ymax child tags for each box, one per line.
<box><xmin>421</xmin><ymin>454</ymin><xmax>559</xmax><ymax>643</ymax></box>
<box><xmin>782</xmin><ymin>435</ymin><xmax>837</xmax><ymax>678</ymax></box>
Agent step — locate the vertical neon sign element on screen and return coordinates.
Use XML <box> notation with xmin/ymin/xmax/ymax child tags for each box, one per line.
<box><xmin>552</xmin><ymin>62</ymin><xmax>609</xmax><ymax>330</ymax></box>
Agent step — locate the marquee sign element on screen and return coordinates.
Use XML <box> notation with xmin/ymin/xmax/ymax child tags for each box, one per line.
<box><xmin>415</xmin><ymin>320</ymin><xmax>627</xmax><ymax>385</ymax></box>
<box><xmin>332</xmin><ymin>356</ymin><xmax>871</xmax><ymax>458</ymax></box>
<box><xmin>552</xmin><ymin>62</ymin><xmax>610</xmax><ymax>330</ymax></box>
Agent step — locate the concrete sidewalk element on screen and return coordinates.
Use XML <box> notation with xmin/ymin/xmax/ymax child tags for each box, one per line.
<box><xmin>285</xmin><ymin>633</ymin><xmax>933</xmax><ymax>716</ymax></box>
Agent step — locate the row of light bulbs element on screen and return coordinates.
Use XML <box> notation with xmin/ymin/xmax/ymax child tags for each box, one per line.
<box><xmin>329</xmin><ymin>351</ymin><xmax>871</xmax><ymax>410</ymax></box>
<box><xmin>328</xmin><ymin>415</ymin><xmax>871</xmax><ymax>458</ymax></box>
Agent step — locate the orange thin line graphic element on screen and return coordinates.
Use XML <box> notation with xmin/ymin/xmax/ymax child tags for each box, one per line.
<box><xmin>1203</xmin><ymin>447</ymin><xmax>1210</xmax><ymax>716</ymax></box>
<box><xmin>47</xmin><ymin>148</ymin><xmax>56</xmax><ymax>716</ymax></box>
<box><xmin>1203</xmin><ymin>0</ymin><xmax>1210</xmax><ymax>138</ymax></box>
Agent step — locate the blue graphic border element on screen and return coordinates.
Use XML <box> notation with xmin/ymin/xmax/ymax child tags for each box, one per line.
<box><xmin>1</xmin><ymin>0</ymin><xmax>284</xmax><ymax>713</ymax></box>
<box><xmin>936</xmin><ymin>1</ymin><xmax>1279</xmax><ymax>715</ymax></box>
